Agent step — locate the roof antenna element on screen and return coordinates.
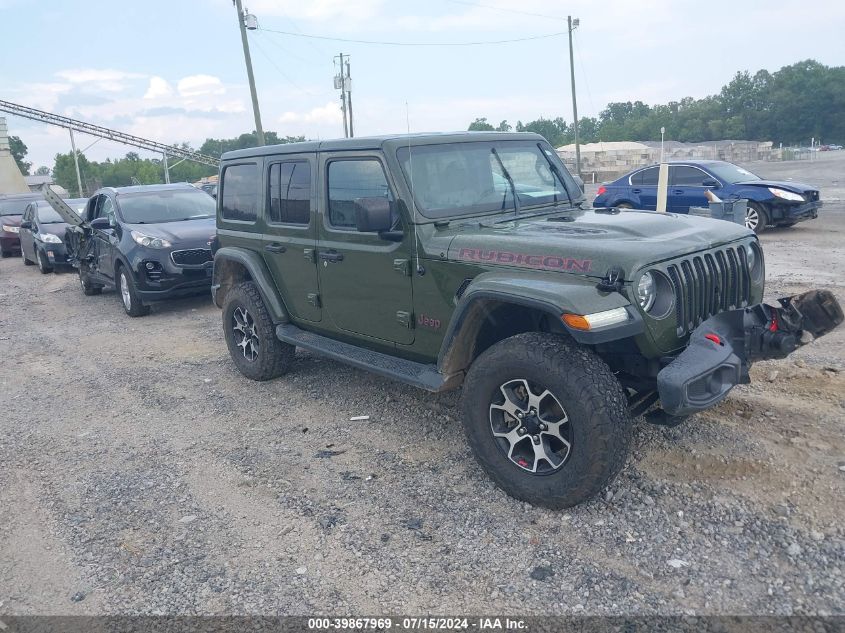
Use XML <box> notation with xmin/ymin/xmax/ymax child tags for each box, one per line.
<box><xmin>406</xmin><ymin>101</ymin><xmax>422</xmax><ymax>275</ymax></box>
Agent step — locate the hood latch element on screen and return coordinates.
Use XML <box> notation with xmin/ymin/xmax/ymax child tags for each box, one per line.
<box><xmin>597</xmin><ymin>266</ymin><xmax>625</xmax><ymax>293</ymax></box>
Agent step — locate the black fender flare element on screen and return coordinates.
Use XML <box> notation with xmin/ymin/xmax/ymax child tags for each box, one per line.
<box><xmin>212</xmin><ymin>247</ymin><xmax>289</xmax><ymax>324</ymax></box>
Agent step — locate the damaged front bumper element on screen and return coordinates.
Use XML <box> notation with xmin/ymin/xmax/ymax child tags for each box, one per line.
<box><xmin>657</xmin><ymin>290</ymin><xmax>843</xmax><ymax>417</ymax></box>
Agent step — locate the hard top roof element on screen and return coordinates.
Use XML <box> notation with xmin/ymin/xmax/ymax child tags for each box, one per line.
<box><xmin>94</xmin><ymin>182</ymin><xmax>200</xmax><ymax>196</ymax></box>
<box><xmin>221</xmin><ymin>131</ymin><xmax>547</xmax><ymax>161</ymax></box>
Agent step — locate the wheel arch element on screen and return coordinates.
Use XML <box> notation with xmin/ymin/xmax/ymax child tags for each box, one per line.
<box><xmin>437</xmin><ymin>273</ymin><xmax>641</xmax><ymax>376</ymax></box>
<box><xmin>212</xmin><ymin>246</ymin><xmax>290</xmax><ymax>324</ymax></box>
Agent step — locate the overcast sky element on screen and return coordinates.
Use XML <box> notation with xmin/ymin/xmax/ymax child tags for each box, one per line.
<box><xmin>3</xmin><ymin>0</ymin><xmax>843</xmax><ymax>170</ymax></box>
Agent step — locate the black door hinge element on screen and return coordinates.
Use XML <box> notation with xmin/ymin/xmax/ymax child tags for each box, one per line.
<box><xmin>597</xmin><ymin>266</ymin><xmax>625</xmax><ymax>293</ymax></box>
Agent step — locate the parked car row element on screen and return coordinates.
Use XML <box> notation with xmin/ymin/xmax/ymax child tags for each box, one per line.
<box><xmin>592</xmin><ymin>159</ymin><xmax>822</xmax><ymax>233</ymax></box>
<box><xmin>3</xmin><ymin>183</ymin><xmax>217</xmax><ymax>317</ymax></box>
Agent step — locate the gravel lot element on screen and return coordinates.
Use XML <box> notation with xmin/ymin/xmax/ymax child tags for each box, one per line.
<box><xmin>1</xmin><ymin>161</ymin><xmax>843</xmax><ymax>616</ymax></box>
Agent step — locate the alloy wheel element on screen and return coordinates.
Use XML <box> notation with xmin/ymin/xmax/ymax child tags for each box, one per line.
<box><xmin>232</xmin><ymin>306</ymin><xmax>259</xmax><ymax>362</ymax></box>
<box><xmin>745</xmin><ymin>206</ymin><xmax>759</xmax><ymax>231</ymax></box>
<box><xmin>489</xmin><ymin>378</ymin><xmax>572</xmax><ymax>474</ymax></box>
<box><xmin>120</xmin><ymin>272</ymin><xmax>131</xmax><ymax>310</ymax></box>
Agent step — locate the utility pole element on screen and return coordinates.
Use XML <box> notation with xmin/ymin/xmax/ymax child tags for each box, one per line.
<box><xmin>567</xmin><ymin>16</ymin><xmax>581</xmax><ymax>178</ymax></box>
<box><xmin>336</xmin><ymin>53</ymin><xmax>349</xmax><ymax>138</ymax></box>
<box><xmin>68</xmin><ymin>128</ymin><xmax>84</xmax><ymax>198</ymax></box>
<box><xmin>234</xmin><ymin>0</ymin><xmax>265</xmax><ymax>146</ymax></box>
<box><xmin>345</xmin><ymin>58</ymin><xmax>354</xmax><ymax>138</ymax></box>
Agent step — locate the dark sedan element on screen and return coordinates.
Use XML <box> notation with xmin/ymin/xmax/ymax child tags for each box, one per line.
<box><xmin>60</xmin><ymin>183</ymin><xmax>217</xmax><ymax>317</ymax></box>
<box><xmin>1</xmin><ymin>193</ymin><xmax>42</xmax><ymax>257</ymax></box>
<box><xmin>19</xmin><ymin>198</ymin><xmax>88</xmax><ymax>273</ymax></box>
<box><xmin>592</xmin><ymin>160</ymin><xmax>822</xmax><ymax>233</ymax></box>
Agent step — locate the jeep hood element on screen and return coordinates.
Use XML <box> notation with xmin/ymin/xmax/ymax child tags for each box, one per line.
<box><xmin>446</xmin><ymin>209</ymin><xmax>752</xmax><ymax>278</ymax></box>
<box><xmin>125</xmin><ymin>218</ymin><xmax>216</xmax><ymax>245</ymax></box>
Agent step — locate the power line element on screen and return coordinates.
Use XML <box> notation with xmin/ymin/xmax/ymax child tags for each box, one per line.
<box><xmin>248</xmin><ymin>31</ymin><xmax>320</xmax><ymax>97</ymax></box>
<box><xmin>443</xmin><ymin>0</ymin><xmax>568</xmax><ymax>22</ymax></box>
<box><xmin>258</xmin><ymin>26</ymin><xmax>566</xmax><ymax>46</ymax></box>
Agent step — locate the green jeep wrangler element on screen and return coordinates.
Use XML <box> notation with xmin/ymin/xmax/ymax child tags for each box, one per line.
<box><xmin>211</xmin><ymin>132</ymin><xmax>842</xmax><ymax>508</ymax></box>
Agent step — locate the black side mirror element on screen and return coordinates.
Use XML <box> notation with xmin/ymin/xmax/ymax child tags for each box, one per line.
<box><xmin>702</xmin><ymin>179</ymin><xmax>720</xmax><ymax>188</ymax></box>
<box><xmin>19</xmin><ymin>220</ymin><xmax>32</xmax><ymax>230</ymax></box>
<box><xmin>90</xmin><ymin>217</ymin><xmax>112</xmax><ymax>230</ymax></box>
<box><xmin>354</xmin><ymin>197</ymin><xmax>392</xmax><ymax>233</ymax></box>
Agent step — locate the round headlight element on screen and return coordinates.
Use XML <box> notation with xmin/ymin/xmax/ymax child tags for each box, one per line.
<box><xmin>636</xmin><ymin>271</ymin><xmax>656</xmax><ymax>312</ymax></box>
<box><xmin>746</xmin><ymin>245</ymin><xmax>755</xmax><ymax>271</ymax></box>
<box><xmin>748</xmin><ymin>242</ymin><xmax>764</xmax><ymax>281</ymax></box>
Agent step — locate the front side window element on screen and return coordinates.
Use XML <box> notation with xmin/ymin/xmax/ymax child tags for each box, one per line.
<box><xmin>671</xmin><ymin>166</ymin><xmax>708</xmax><ymax>186</ymax></box>
<box><xmin>268</xmin><ymin>161</ymin><xmax>311</xmax><ymax>225</ymax></box>
<box><xmin>221</xmin><ymin>164</ymin><xmax>259</xmax><ymax>222</ymax></box>
<box><xmin>328</xmin><ymin>159</ymin><xmax>393</xmax><ymax>229</ymax></box>
<box><xmin>99</xmin><ymin>197</ymin><xmax>115</xmax><ymax>224</ymax></box>
<box><xmin>396</xmin><ymin>141</ymin><xmax>578</xmax><ymax>219</ymax></box>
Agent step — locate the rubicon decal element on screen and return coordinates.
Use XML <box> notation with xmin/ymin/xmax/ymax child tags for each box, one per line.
<box><xmin>458</xmin><ymin>248</ymin><xmax>592</xmax><ymax>273</ymax></box>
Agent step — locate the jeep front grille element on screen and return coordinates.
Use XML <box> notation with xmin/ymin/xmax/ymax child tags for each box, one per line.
<box><xmin>666</xmin><ymin>245</ymin><xmax>752</xmax><ymax>336</ymax></box>
<box><xmin>171</xmin><ymin>248</ymin><xmax>213</xmax><ymax>267</ymax></box>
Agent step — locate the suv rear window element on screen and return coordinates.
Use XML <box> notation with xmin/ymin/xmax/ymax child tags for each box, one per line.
<box><xmin>221</xmin><ymin>164</ymin><xmax>258</xmax><ymax>222</ymax></box>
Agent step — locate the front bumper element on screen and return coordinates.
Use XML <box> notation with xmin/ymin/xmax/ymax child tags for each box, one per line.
<box><xmin>778</xmin><ymin>200</ymin><xmax>822</xmax><ymax>223</ymax></box>
<box><xmin>42</xmin><ymin>243</ymin><xmax>69</xmax><ymax>264</ymax></box>
<box><xmin>130</xmin><ymin>251</ymin><xmax>213</xmax><ymax>302</ymax></box>
<box><xmin>0</xmin><ymin>234</ymin><xmax>20</xmax><ymax>253</ymax></box>
<box><xmin>657</xmin><ymin>290</ymin><xmax>843</xmax><ymax>416</ymax></box>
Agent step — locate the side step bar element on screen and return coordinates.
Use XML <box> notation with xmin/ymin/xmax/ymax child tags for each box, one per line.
<box><xmin>275</xmin><ymin>323</ymin><xmax>458</xmax><ymax>392</ymax></box>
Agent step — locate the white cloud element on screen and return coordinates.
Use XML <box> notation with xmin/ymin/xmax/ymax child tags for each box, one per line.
<box><xmin>279</xmin><ymin>102</ymin><xmax>342</xmax><ymax>126</ymax></box>
<box><xmin>249</xmin><ymin>0</ymin><xmax>384</xmax><ymax>22</ymax></box>
<box><xmin>177</xmin><ymin>75</ymin><xmax>226</xmax><ymax>97</ymax></box>
<box><xmin>55</xmin><ymin>68</ymin><xmax>144</xmax><ymax>84</ymax></box>
<box><xmin>9</xmin><ymin>82</ymin><xmax>72</xmax><ymax>112</ymax></box>
<box><xmin>143</xmin><ymin>76</ymin><xmax>174</xmax><ymax>100</ymax></box>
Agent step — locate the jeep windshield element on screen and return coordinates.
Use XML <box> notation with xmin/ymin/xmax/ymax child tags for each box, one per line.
<box><xmin>397</xmin><ymin>141</ymin><xmax>580</xmax><ymax>219</ymax></box>
<box><xmin>118</xmin><ymin>190</ymin><xmax>216</xmax><ymax>224</ymax></box>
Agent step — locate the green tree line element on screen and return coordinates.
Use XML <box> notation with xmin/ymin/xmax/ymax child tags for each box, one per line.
<box><xmin>468</xmin><ymin>59</ymin><xmax>845</xmax><ymax>147</ymax></box>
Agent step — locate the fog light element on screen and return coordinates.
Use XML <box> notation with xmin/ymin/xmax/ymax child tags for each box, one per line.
<box><xmin>146</xmin><ymin>262</ymin><xmax>156</xmax><ymax>270</ymax></box>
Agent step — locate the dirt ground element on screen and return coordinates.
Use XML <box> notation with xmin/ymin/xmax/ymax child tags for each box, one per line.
<box><xmin>1</xmin><ymin>167</ymin><xmax>843</xmax><ymax>616</ymax></box>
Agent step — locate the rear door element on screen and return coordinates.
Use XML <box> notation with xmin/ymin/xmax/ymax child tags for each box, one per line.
<box><xmin>316</xmin><ymin>152</ymin><xmax>414</xmax><ymax>345</ymax></box>
<box><xmin>632</xmin><ymin>166</ymin><xmax>659</xmax><ymax>210</ymax></box>
<box><xmin>669</xmin><ymin>165</ymin><xmax>710</xmax><ymax>213</ymax></box>
<box><xmin>262</xmin><ymin>154</ymin><xmax>321</xmax><ymax>323</ymax></box>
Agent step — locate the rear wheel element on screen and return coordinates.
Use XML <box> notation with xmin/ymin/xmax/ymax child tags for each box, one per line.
<box><xmin>0</xmin><ymin>249</ymin><xmax>12</xmax><ymax>258</ymax></box>
<box><xmin>614</xmin><ymin>202</ymin><xmax>633</xmax><ymax>210</ymax></box>
<box><xmin>37</xmin><ymin>249</ymin><xmax>53</xmax><ymax>274</ymax></box>
<box><xmin>745</xmin><ymin>202</ymin><xmax>769</xmax><ymax>234</ymax></box>
<box><xmin>117</xmin><ymin>266</ymin><xmax>150</xmax><ymax>317</ymax></box>
<box><xmin>222</xmin><ymin>281</ymin><xmax>294</xmax><ymax>381</ymax></box>
<box><xmin>460</xmin><ymin>332</ymin><xmax>632</xmax><ymax>509</ymax></box>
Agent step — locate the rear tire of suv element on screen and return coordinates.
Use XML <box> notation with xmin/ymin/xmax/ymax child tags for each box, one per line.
<box><xmin>79</xmin><ymin>266</ymin><xmax>102</xmax><ymax>296</ymax></box>
<box><xmin>117</xmin><ymin>266</ymin><xmax>150</xmax><ymax>317</ymax></box>
<box><xmin>746</xmin><ymin>202</ymin><xmax>769</xmax><ymax>234</ymax></box>
<box><xmin>460</xmin><ymin>332</ymin><xmax>632</xmax><ymax>509</ymax></box>
<box><xmin>223</xmin><ymin>281</ymin><xmax>294</xmax><ymax>381</ymax></box>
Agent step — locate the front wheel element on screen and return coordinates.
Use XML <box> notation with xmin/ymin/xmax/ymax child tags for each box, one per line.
<box><xmin>460</xmin><ymin>332</ymin><xmax>632</xmax><ymax>509</ymax></box>
<box><xmin>745</xmin><ymin>202</ymin><xmax>769</xmax><ymax>234</ymax></box>
<box><xmin>37</xmin><ymin>249</ymin><xmax>53</xmax><ymax>274</ymax></box>
<box><xmin>222</xmin><ymin>281</ymin><xmax>294</xmax><ymax>381</ymax></box>
<box><xmin>117</xmin><ymin>267</ymin><xmax>150</xmax><ymax>317</ymax></box>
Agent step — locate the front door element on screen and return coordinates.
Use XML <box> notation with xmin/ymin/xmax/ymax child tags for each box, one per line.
<box><xmin>93</xmin><ymin>195</ymin><xmax>118</xmax><ymax>280</ymax></box>
<box><xmin>262</xmin><ymin>155</ymin><xmax>321</xmax><ymax>322</ymax></box>
<box><xmin>669</xmin><ymin>165</ymin><xmax>710</xmax><ymax>213</ymax></box>
<box><xmin>316</xmin><ymin>154</ymin><xmax>414</xmax><ymax>345</ymax></box>
<box><xmin>19</xmin><ymin>204</ymin><xmax>36</xmax><ymax>259</ymax></box>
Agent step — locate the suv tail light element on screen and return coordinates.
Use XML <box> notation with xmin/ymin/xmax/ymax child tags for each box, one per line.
<box><xmin>597</xmin><ymin>185</ymin><xmax>607</xmax><ymax>196</ymax></box>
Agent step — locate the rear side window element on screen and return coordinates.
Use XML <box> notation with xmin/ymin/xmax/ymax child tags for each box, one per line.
<box><xmin>268</xmin><ymin>161</ymin><xmax>311</xmax><ymax>225</ymax></box>
<box><xmin>638</xmin><ymin>167</ymin><xmax>659</xmax><ymax>186</ymax></box>
<box><xmin>221</xmin><ymin>164</ymin><xmax>259</xmax><ymax>222</ymax></box>
<box><xmin>328</xmin><ymin>159</ymin><xmax>392</xmax><ymax>229</ymax></box>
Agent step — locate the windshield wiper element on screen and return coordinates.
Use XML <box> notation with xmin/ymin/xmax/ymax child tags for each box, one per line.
<box><xmin>490</xmin><ymin>148</ymin><xmax>520</xmax><ymax>218</ymax></box>
<box><xmin>537</xmin><ymin>144</ymin><xmax>574</xmax><ymax>209</ymax></box>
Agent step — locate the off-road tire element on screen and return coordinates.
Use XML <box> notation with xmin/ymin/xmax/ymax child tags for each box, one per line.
<box><xmin>746</xmin><ymin>202</ymin><xmax>769</xmax><ymax>234</ymax></box>
<box><xmin>37</xmin><ymin>249</ymin><xmax>53</xmax><ymax>274</ymax></box>
<box><xmin>460</xmin><ymin>332</ymin><xmax>632</xmax><ymax>509</ymax></box>
<box><xmin>117</xmin><ymin>266</ymin><xmax>150</xmax><ymax>317</ymax></box>
<box><xmin>79</xmin><ymin>266</ymin><xmax>102</xmax><ymax>296</ymax></box>
<box><xmin>223</xmin><ymin>281</ymin><xmax>294</xmax><ymax>381</ymax></box>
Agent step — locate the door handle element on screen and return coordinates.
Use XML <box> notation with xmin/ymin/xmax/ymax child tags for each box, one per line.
<box><xmin>264</xmin><ymin>243</ymin><xmax>286</xmax><ymax>253</ymax></box>
<box><xmin>319</xmin><ymin>250</ymin><xmax>344</xmax><ymax>263</ymax></box>
<box><xmin>672</xmin><ymin>189</ymin><xmax>684</xmax><ymax>195</ymax></box>
<box><xmin>631</xmin><ymin>188</ymin><xmax>642</xmax><ymax>194</ymax></box>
